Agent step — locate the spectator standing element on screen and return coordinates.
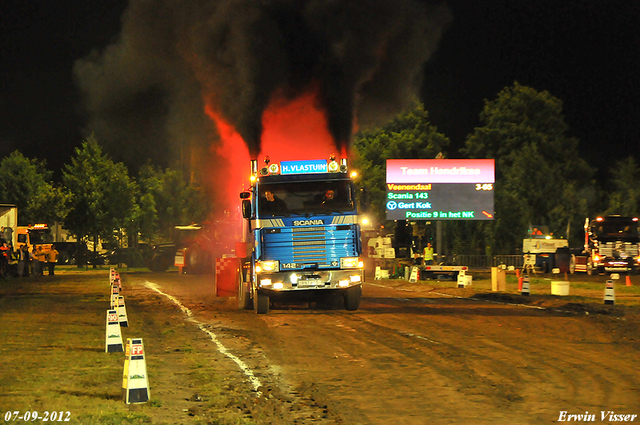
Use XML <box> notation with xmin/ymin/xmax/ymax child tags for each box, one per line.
<box><xmin>47</xmin><ymin>246</ymin><xmax>59</xmax><ymax>276</ymax></box>
<box><xmin>36</xmin><ymin>246</ymin><xmax>47</xmax><ymax>276</ymax></box>
<box><xmin>19</xmin><ymin>244</ymin><xmax>30</xmax><ymax>277</ymax></box>
<box><xmin>33</xmin><ymin>246</ymin><xmax>41</xmax><ymax>277</ymax></box>
<box><xmin>423</xmin><ymin>242</ymin><xmax>434</xmax><ymax>265</ymax></box>
<box><xmin>0</xmin><ymin>241</ymin><xmax>10</xmax><ymax>277</ymax></box>
<box><xmin>28</xmin><ymin>247</ymin><xmax>35</xmax><ymax>276</ymax></box>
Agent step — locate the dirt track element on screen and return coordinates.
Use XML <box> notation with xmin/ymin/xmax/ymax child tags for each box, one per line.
<box><xmin>126</xmin><ymin>272</ymin><xmax>640</xmax><ymax>425</ymax></box>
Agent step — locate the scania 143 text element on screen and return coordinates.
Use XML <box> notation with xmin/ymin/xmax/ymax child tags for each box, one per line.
<box><xmin>236</xmin><ymin>156</ymin><xmax>364</xmax><ymax>314</ymax></box>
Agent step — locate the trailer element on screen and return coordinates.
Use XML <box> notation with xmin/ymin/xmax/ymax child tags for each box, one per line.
<box><xmin>421</xmin><ymin>265</ymin><xmax>469</xmax><ymax>280</ymax></box>
<box><xmin>0</xmin><ymin>204</ymin><xmax>18</xmax><ymax>247</ymax></box>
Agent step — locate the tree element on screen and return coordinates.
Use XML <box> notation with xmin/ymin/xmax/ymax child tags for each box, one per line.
<box><xmin>352</xmin><ymin>102</ymin><xmax>450</xmax><ymax>225</ymax></box>
<box><xmin>604</xmin><ymin>156</ymin><xmax>640</xmax><ymax>216</ymax></box>
<box><xmin>62</xmin><ymin>136</ymin><xmax>137</xmax><ymax>259</ymax></box>
<box><xmin>135</xmin><ymin>164</ymin><xmax>162</xmax><ymax>243</ymax></box>
<box><xmin>0</xmin><ymin>151</ymin><xmax>69</xmax><ymax>225</ymax></box>
<box><xmin>463</xmin><ymin>82</ymin><xmax>595</xmax><ymax>253</ymax></box>
<box><xmin>135</xmin><ymin>164</ymin><xmax>211</xmax><ymax>243</ymax></box>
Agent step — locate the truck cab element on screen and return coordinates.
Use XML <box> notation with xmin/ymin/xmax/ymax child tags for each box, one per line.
<box><xmin>237</xmin><ymin>156</ymin><xmax>364</xmax><ymax>313</ymax></box>
<box><xmin>16</xmin><ymin>224</ymin><xmax>54</xmax><ymax>254</ymax></box>
<box><xmin>582</xmin><ymin>216</ymin><xmax>640</xmax><ymax>274</ymax></box>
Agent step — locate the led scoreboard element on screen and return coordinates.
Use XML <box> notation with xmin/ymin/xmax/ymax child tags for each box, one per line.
<box><xmin>386</xmin><ymin>159</ymin><xmax>495</xmax><ymax>221</ymax></box>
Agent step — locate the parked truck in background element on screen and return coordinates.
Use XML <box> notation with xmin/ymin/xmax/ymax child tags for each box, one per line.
<box><xmin>0</xmin><ymin>205</ymin><xmax>18</xmax><ymax>275</ymax></box>
<box><xmin>15</xmin><ymin>223</ymin><xmax>83</xmax><ymax>265</ymax></box>
<box><xmin>522</xmin><ymin>237</ymin><xmax>570</xmax><ymax>273</ymax></box>
<box><xmin>230</xmin><ymin>156</ymin><xmax>364</xmax><ymax>314</ymax></box>
<box><xmin>173</xmin><ymin>221</ymin><xmax>237</xmax><ymax>274</ymax></box>
<box><xmin>573</xmin><ymin>216</ymin><xmax>640</xmax><ymax>275</ymax></box>
<box><xmin>0</xmin><ymin>204</ymin><xmax>18</xmax><ymax>247</ymax></box>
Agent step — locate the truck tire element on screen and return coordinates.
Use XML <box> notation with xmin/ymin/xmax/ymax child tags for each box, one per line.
<box><xmin>569</xmin><ymin>254</ymin><xmax>576</xmax><ymax>274</ymax></box>
<box><xmin>237</xmin><ymin>272</ymin><xmax>253</xmax><ymax>310</ymax></box>
<box><xmin>254</xmin><ymin>291</ymin><xmax>269</xmax><ymax>314</ymax></box>
<box><xmin>541</xmin><ymin>261</ymin><xmax>548</xmax><ymax>274</ymax></box>
<box><xmin>150</xmin><ymin>254</ymin><xmax>171</xmax><ymax>272</ymax></box>
<box><xmin>57</xmin><ymin>251</ymin><xmax>70</xmax><ymax>265</ymax></box>
<box><xmin>344</xmin><ymin>285</ymin><xmax>362</xmax><ymax>311</ymax></box>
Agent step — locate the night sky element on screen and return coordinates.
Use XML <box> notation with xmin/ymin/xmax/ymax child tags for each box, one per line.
<box><xmin>1</xmin><ymin>1</ymin><xmax>638</xmax><ymax>180</ymax></box>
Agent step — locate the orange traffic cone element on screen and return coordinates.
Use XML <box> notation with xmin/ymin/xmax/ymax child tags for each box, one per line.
<box><xmin>626</xmin><ymin>275</ymin><xmax>632</xmax><ymax>287</ymax></box>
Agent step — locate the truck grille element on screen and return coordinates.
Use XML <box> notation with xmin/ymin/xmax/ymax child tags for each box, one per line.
<box><xmin>599</xmin><ymin>242</ymin><xmax>639</xmax><ymax>258</ymax></box>
<box><xmin>262</xmin><ymin>225</ymin><xmax>357</xmax><ymax>266</ymax></box>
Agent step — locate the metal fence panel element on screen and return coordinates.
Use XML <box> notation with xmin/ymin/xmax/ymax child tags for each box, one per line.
<box><xmin>451</xmin><ymin>255</ymin><xmax>523</xmax><ymax>269</ymax></box>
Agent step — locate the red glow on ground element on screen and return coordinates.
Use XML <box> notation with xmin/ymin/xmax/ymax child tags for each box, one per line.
<box><xmin>260</xmin><ymin>87</ymin><xmax>346</xmax><ymax>160</ymax></box>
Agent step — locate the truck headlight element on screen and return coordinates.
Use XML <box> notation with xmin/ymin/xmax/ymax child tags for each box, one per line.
<box><xmin>260</xmin><ymin>279</ymin><xmax>272</xmax><ymax>287</ymax></box>
<box><xmin>340</xmin><ymin>257</ymin><xmax>361</xmax><ymax>269</ymax></box>
<box><xmin>256</xmin><ymin>260</ymin><xmax>279</xmax><ymax>273</ymax></box>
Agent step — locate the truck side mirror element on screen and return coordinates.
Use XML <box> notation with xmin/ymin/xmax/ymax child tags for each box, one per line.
<box><xmin>240</xmin><ymin>191</ymin><xmax>251</xmax><ymax>199</ymax></box>
<box><xmin>242</xmin><ymin>199</ymin><xmax>252</xmax><ymax>219</ymax></box>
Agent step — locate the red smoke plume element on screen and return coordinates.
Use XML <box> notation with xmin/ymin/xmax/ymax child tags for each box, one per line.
<box><xmin>204</xmin><ymin>102</ymin><xmax>250</xmax><ymax>214</ymax></box>
<box><xmin>205</xmin><ymin>84</ymin><xmax>348</xmax><ymax>214</ymax></box>
<box><xmin>260</xmin><ymin>85</ymin><xmax>346</xmax><ymax>161</ymax></box>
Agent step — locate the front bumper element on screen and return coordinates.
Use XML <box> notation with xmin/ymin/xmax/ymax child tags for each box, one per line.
<box><xmin>256</xmin><ymin>269</ymin><xmax>363</xmax><ymax>291</ymax></box>
<box><xmin>599</xmin><ymin>260</ymin><xmax>635</xmax><ymax>272</ymax></box>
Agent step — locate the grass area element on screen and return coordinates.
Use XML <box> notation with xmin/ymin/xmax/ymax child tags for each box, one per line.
<box><xmin>0</xmin><ymin>271</ymin><xmax>254</xmax><ymax>424</ymax></box>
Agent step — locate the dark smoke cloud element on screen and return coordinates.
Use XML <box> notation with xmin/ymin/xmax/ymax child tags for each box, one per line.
<box><xmin>75</xmin><ymin>0</ymin><xmax>451</xmax><ymax>164</ymax></box>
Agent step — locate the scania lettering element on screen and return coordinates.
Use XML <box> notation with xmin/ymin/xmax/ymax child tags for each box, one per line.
<box><xmin>235</xmin><ymin>156</ymin><xmax>364</xmax><ymax>314</ymax></box>
<box><xmin>293</xmin><ymin>220</ymin><xmax>324</xmax><ymax>226</ymax></box>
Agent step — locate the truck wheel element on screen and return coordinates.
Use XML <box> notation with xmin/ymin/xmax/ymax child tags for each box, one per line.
<box><xmin>151</xmin><ymin>254</ymin><xmax>170</xmax><ymax>272</ymax></box>
<box><xmin>58</xmin><ymin>252</ymin><xmax>69</xmax><ymax>265</ymax></box>
<box><xmin>254</xmin><ymin>291</ymin><xmax>269</xmax><ymax>314</ymax></box>
<box><xmin>237</xmin><ymin>272</ymin><xmax>253</xmax><ymax>310</ymax></box>
<box><xmin>344</xmin><ymin>285</ymin><xmax>362</xmax><ymax>311</ymax></box>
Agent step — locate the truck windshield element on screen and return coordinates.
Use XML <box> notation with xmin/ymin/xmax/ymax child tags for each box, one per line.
<box><xmin>592</xmin><ymin>220</ymin><xmax>640</xmax><ymax>240</ymax></box>
<box><xmin>29</xmin><ymin>230</ymin><xmax>53</xmax><ymax>244</ymax></box>
<box><xmin>258</xmin><ymin>180</ymin><xmax>355</xmax><ymax>217</ymax></box>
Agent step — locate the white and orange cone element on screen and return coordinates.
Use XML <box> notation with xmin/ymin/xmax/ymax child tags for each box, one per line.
<box><xmin>123</xmin><ymin>338</ymin><xmax>150</xmax><ymax>404</ymax></box>
<box><xmin>604</xmin><ymin>280</ymin><xmax>615</xmax><ymax>305</ymax></box>
<box><xmin>409</xmin><ymin>266</ymin><xmax>419</xmax><ymax>283</ymax></box>
<box><xmin>457</xmin><ymin>270</ymin><xmax>466</xmax><ymax>288</ymax></box>
<box><xmin>118</xmin><ymin>295</ymin><xmax>129</xmax><ymax>328</ymax></box>
<box><xmin>111</xmin><ymin>284</ymin><xmax>120</xmax><ymax>309</ymax></box>
<box><xmin>105</xmin><ymin>309</ymin><xmax>124</xmax><ymax>353</ymax></box>
<box><xmin>521</xmin><ymin>275</ymin><xmax>530</xmax><ymax>296</ymax></box>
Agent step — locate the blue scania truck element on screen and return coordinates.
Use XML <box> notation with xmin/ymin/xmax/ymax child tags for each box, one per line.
<box><xmin>236</xmin><ymin>156</ymin><xmax>364</xmax><ymax>314</ymax></box>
